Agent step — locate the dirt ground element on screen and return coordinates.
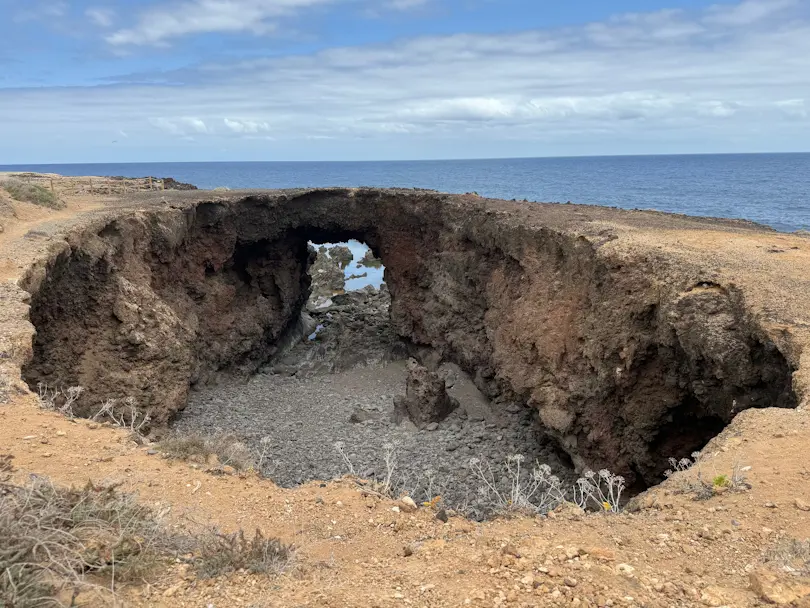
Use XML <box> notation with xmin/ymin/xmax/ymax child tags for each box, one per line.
<box><xmin>2</xmin><ymin>176</ymin><xmax>810</xmax><ymax>607</ymax></box>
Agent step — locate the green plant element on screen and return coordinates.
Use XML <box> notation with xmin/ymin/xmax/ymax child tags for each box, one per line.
<box><xmin>712</xmin><ymin>474</ymin><xmax>730</xmax><ymax>488</ymax></box>
<box><xmin>1</xmin><ymin>179</ymin><xmax>63</xmax><ymax>209</ymax></box>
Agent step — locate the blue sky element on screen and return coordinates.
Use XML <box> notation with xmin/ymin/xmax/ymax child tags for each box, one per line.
<box><xmin>0</xmin><ymin>0</ymin><xmax>808</xmax><ymax>163</ymax></box>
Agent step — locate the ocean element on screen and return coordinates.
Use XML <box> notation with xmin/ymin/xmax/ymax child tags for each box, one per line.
<box><xmin>2</xmin><ymin>153</ymin><xmax>809</xmax><ymax>232</ymax></box>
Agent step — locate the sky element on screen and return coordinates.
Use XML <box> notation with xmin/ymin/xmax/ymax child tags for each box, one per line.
<box><xmin>0</xmin><ymin>0</ymin><xmax>808</xmax><ymax>163</ymax></box>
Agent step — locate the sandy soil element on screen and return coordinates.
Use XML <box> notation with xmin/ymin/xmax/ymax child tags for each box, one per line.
<box><xmin>2</xmin><ymin>176</ymin><xmax>810</xmax><ymax>607</ymax></box>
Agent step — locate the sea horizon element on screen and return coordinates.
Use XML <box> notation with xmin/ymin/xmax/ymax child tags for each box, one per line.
<box><xmin>3</xmin><ymin>150</ymin><xmax>810</xmax><ymax>167</ymax></box>
<box><xmin>2</xmin><ymin>153</ymin><xmax>809</xmax><ymax>233</ymax></box>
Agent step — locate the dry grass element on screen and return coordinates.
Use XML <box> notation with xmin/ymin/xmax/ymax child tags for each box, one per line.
<box><xmin>1</xmin><ymin>179</ymin><xmax>63</xmax><ymax>209</ymax></box>
<box><xmin>764</xmin><ymin>538</ymin><xmax>810</xmax><ymax>575</ymax></box>
<box><xmin>194</xmin><ymin>529</ymin><xmax>293</xmax><ymax>579</ymax></box>
<box><xmin>0</xmin><ymin>473</ymin><xmax>292</xmax><ymax>606</ymax></box>
<box><xmin>158</xmin><ymin>432</ymin><xmax>256</xmax><ymax>471</ymax></box>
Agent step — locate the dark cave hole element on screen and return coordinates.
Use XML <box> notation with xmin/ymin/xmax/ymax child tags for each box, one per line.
<box><xmin>649</xmin><ymin>396</ymin><xmax>727</xmax><ymax>482</ymax></box>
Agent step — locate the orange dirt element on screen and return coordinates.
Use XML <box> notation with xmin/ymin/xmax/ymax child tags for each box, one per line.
<box><xmin>2</xmin><ymin>176</ymin><xmax>810</xmax><ymax>607</ymax></box>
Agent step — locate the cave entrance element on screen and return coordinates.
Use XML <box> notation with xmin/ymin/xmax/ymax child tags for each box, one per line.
<box><xmin>261</xmin><ymin>238</ymin><xmax>404</xmax><ymax>376</ymax></box>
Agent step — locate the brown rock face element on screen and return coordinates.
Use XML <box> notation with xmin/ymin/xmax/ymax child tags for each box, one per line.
<box><xmin>20</xmin><ymin>189</ymin><xmax>801</xmax><ymax>484</ymax></box>
<box><xmin>393</xmin><ymin>359</ymin><xmax>458</xmax><ymax>428</ymax></box>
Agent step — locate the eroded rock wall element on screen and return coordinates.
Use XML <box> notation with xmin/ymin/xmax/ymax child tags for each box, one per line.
<box><xmin>21</xmin><ymin>189</ymin><xmax>799</xmax><ymax>482</ymax></box>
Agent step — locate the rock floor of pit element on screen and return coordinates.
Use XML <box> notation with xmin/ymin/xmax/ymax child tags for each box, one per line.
<box><xmin>173</xmin><ymin>361</ymin><xmax>573</xmax><ymax>519</ymax></box>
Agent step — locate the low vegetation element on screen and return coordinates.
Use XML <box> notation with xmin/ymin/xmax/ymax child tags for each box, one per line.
<box><xmin>1</xmin><ymin>179</ymin><xmax>64</xmax><ymax>209</ymax></box>
<box><xmin>0</xmin><ymin>465</ymin><xmax>292</xmax><ymax>607</ymax></box>
<box><xmin>158</xmin><ymin>432</ymin><xmax>256</xmax><ymax>471</ymax></box>
<box><xmin>664</xmin><ymin>451</ymin><xmax>751</xmax><ymax>500</ymax></box>
<box><xmin>194</xmin><ymin>529</ymin><xmax>293</xmax><ymax>579</ymax></box>
<box><xmin>764</xmin><ymin>538</ymin><xmax>810</xmax><ymax>576</ymax></box>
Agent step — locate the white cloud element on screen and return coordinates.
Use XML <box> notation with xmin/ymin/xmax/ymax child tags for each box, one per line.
<box><xmin>1</xmin><ymin>0</ymin><xmax>809</xmax><ymax>160</ymax></box>
<box><xmin>149</xmin><ymin>117</ymin><xmax>210</xmax><ymax>136</ymax></box>
<box><xmin>107</xmin><ymin>0</ymin><xmax>337</xmax><ymax>46</ymax></box>
<box><xmin>777</xmin><ymin>99</ymin><xmax>808</xmax><ymax>119</ymax></box>
<box><xmin>704</xmin><ymin>0</ymin><xmax>799</xmax><ymax>26</ymax></box>
<box><xmin>224</xmin><ymin>118</ymin><xmax>272</xmax><ymax>134</ymax></box>
<box><xmin>86</xmin><ymin>7</ymin><xmax>115</xmax><ymax>28</ymax></box>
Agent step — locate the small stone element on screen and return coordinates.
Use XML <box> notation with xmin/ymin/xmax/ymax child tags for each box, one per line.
<box><xmin>222</xmin><ymin>465</ymin><xmax>237</xmax><ymax>475</ymax></box>
<box><xmin>617</xmin><ymin>563</ymin><xmax>636</xmax><ymax>576</ymax></box>
<box><xmin>764</xmin><ymin>502</ymin><xmax>778</xmax><ymax>509</ymax></box>
<box><xmin>403</xmin><ymin>545</ymin><xmax>414</xmax><ymax>557</ymax></box>
<box><xmin>391</xmin><ymin>506</ymin><xmax>401</xmax><ymax>513</ymax></box>
<box><xmin>795</xmin><ymin>498</ymin><xmax>810</xmax><ymax>512</ymax></box>
<box><xmin>502</xmin><ymin>544</ymin><xmax>521</xmax><ymax>558</ymax></box>
<box><xmin>87</xmin><ymin>423</ymin><xmax>99</xmax><ymax>430</ymax></box>
<box><xmin>206</xmin><ymin>453</ymin><xmax>220</xmax><ymax>467</ymax></box>
<box><xmin>146</xmin><ymin>449</ymin><xmax>158</xmax><ymax>455</ymax></box>
<box><xmin>400</xmin><ymin>496</ymin><xmax>418</xmax><ymax>512</ymax></box>
<box><xmin>583</xmin><ymin>547</ymin><xmax>616</xmax><ymax>561</ymax></box>
<box><xmin>564</xmin><ymin>577</ymin><xmax>578</xmax><ymax>587</ymax></box>
<box><xmin>56</xmin><ymin>431</ymin><xmax>66</xmax><ymax>437</ymax></box>
<box><xmin>435</xmin><ymin>509</ymin><xmax>449</xmax><ymax>523</ymax></box>
<box><xmin>426</xmin><ymin>422</ymin><xmax>439</xmax><ymax>431</ymax></box>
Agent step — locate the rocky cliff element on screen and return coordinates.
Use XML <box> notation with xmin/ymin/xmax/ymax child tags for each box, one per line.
<box><xmin>19</xmin><ymin>189</ymin><xmax>807</xmax><ymax>485</ymax></box>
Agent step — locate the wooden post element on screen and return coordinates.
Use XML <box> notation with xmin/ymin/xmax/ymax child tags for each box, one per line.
<box><xmin>160</xmin><ymin>180</ymin><xmax>165</xmax><ymax>191</ymax></box>
<box><xmin>148</xmin><ymin>176</ymin><xmax>153</xmax><ymax>191</ymax></box>
<box><xmin>50</xmin><ymin>178</ymin><xmax>54</xmax><ymax>194</ymax></box>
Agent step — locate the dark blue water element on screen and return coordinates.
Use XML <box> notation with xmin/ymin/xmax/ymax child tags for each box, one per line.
<box><xmin>2</xmin><ymin>153</ymin><xmax>809</xmax><ymax>232</ymax></box>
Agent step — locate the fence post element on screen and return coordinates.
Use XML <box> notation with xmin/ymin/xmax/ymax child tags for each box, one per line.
<box><xmin>50</xmin><ymin>178</ymin><xmax>54</xmax><ymax>194</ymax></box>
<box><xmin>148</xmin><ymin>176</ymin><xmax>153</xmax><ymax>191</ymax></box>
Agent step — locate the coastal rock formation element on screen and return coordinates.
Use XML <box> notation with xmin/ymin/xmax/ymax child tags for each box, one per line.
<box><xmin>20</xmin><ymin>188</ymin><xmax>804</xmax><ymax>484</ymax></box>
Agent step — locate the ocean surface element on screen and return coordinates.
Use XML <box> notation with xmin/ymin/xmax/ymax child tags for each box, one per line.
<box><xmin>2</xmin><ymin>153</ymin><xmax>809</xmax><ymax>232</ymax></box>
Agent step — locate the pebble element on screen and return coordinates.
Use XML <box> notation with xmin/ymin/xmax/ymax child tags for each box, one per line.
<box><xmin>794</xmin><ymin>498</ymin><xmax>810</xmax><ymax>511</ymax></box>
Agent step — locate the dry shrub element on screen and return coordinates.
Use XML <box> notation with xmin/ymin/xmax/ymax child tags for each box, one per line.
<box><xmin>194</xmin><ymin>529</ymin><xmax>293</xmax><ymax>579</ymax></box>
<box><xmin>159</xmin><ymin>432</ymin><xmax>256</xmax><ymax>471</ymax></box>
<box><xmin>0</xmin><ymin>455</ymin><xmax>12</xmax><ymax>482</ymax></box>
<box><xmin>0</xmin><ymin>476</ymin><xmax>292</xmax><ymax>606</ymax></box>
<box><xmin>1</xmin><ymin>180</ymin><xmax>63</xmax><ymax>209</ymax></box>
<box><xmin>0</xmin><ymin>478</ymin><xmax>172</xmax><ymax>606</ymax></box>
<box><xmin>764</xmin><ymin>538</ymin><xmax>810</xmax><ymax>575</ymax></box>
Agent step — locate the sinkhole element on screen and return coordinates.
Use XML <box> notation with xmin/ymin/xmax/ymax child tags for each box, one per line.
<box><xmin>19</xmin><ymin>189</ymin><xmax>799</xmax><ymax>517</ymax></box>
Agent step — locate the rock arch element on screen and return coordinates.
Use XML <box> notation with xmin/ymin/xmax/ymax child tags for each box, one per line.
<box><xmin>21</xmin><ymin>189</ymin><xmax>799</xmax><ymax>485</ymax></box>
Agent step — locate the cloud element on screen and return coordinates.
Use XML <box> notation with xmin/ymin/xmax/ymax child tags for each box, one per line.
<box><xmin>106</xmin><ymin>0</ymin><xmax>434</xmax><ymax>46</ymax></box>
<box><xmin>13</xmin><ymin>0</ymin><xmax>67</xmax><ymax>23</ymax></box>
<box><xmin>107</xmin><ymin>0</ymin><xmax>338</xmax><ymax>46</ymax></box>
<box><xmin>704</xmin><ymin>0</ymin><xmax>799</xmax><ymax>26</ymax></box>
<box><xmin>86</xmin><ymin>7</ymin><xmax>115</xmax><ymax>28</ymax></box>
<box><xmin>223</xmin><ymin>118</ymin><xmax>272</xmax><ymax>134</ymax></box>
<box><xmin>1</xmin><ymin>0</ymin><xmax>809</xmax><ymax>160</ymax></box>
<box><xmin>149</xmin><ymin>117</ymin><xmax>210</xmax><ymax>136</ymax></box>
<box><xmin>777</xmin><ymin>99</ymin><xmax>808</xmax><ymax>119</ymax></box>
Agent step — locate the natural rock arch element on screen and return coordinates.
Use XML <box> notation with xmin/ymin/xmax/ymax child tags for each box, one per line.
<box><xmin>21</xmin><ymin>189</ymin><xmax>798</xmax><ymax>486</ymax></box>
